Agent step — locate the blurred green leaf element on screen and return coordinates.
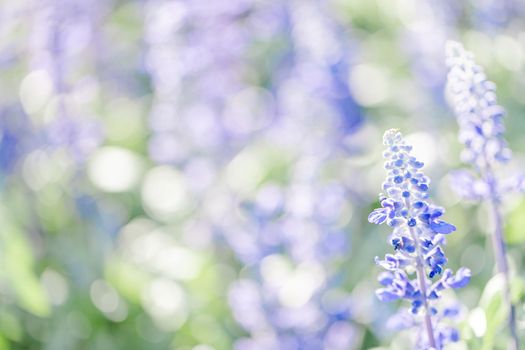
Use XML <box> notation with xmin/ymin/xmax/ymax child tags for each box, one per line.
<box><xmin>0</xmin><ymin>335</ymin><xmax>9</xmax><ymax>350</ymax></box>
<box><xmin>479</xmin><ymin>274</ymin><xmax>506</xmax><ymax>350</ymax></box>
<box><xmin>0</xmin><ymin>312</ymin><xmax>22</xmax><ymax>342</ymax></box>
<box><xmin>505</xmin><ymin>199</ymin><xmax>525</xmax><ymax>244</ymax></box>
<box><xmin>0</xmin><ymin>205</ymin><xmax>51</xmax><ymax>317</ymax></box>
<box><xmin>106</xmin><ymin>257</ymin><xmax>150</xmax><ymax>304</ymax></box>
<box><xmin>510</xmin><ymin>275</ymin><xmax>525</xmax><ymax>302</ymax></box>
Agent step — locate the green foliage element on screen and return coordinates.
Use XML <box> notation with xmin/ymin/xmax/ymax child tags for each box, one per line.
<box><xmin>505</xmin><ymin>199</ymin><xmax>525</xmax><ymax>244</ymax></box>
<box><xmin>0</xmin><ymin>206</ymin><xmax>50</xmax><ymax>318</ymax></box>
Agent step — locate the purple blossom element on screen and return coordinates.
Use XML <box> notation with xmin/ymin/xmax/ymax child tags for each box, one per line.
<box><xmin>446</xmin><ymin>41</ymin><xmax>511</xmax><ymax>171</ymax></box>
<box><xmin>142</xmin><ymin>0</ymin><xmax>365</xmax><ymax>347</ymax></box>
<box><xmin>446</xmin><ymin>41</ymin><xmax>520</xmax><ymax>349</ymax></box>
<box><xmin>369</xmin><ymin>129</ymin><xmax>470</xmax><ymax>349</ymax></box>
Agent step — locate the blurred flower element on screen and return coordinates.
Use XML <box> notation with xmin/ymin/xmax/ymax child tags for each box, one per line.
<box><xmin>0</xmin><ymin>106</ymin><xmax>32</xmax><ymax>176</ymax></box>
<box><xmin>369</xmin><ymin>129</ymin><xmax>470</xmax><ymax>349</ymax></box>
<box><xmin>214</xmin><ymin>1</ymin><xmax>364</xmax><ymax>347</ymax></box>
<box><xmin>446</xmin><ymin>40</ymin><xmax>520</xmax><ymax>350</ymax></box>
<box><xmin>446</xmin><ymin>40</ymin><xmax>525</xmax><ymax>196</ymax></box>
<box><xmin>471</xmin><ymin>0</ymin><xmax>525</xmax><ymax>30</ymax></box>
<box><xmin>142</xmin><ymin>1</ymin><xmax>360</xmax><ymax>347</ymax></box>
<box><xmin>27</xmin><ymin>0</ymin><xmax>104</xmax><ymax>162</ymax></box>
<box><xmin>47</xmin><ymin>116</ymin><xmax>103</xmax><ymax>160</ymax></box>
<box><xmin>227</xmin><ymin>179</ymin><xmax>357</xmax><ymax>349</ymax></box>
<box><xmin>446</xmin><ymin>41</ymin><xmax>511</xmax><ymax>171</ymax></box>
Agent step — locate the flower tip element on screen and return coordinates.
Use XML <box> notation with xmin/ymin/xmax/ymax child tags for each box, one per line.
<box><xmin>383</xmin><ymin>128</ymin><xmax>402</xmax><ymax>146</ymax></box>
<box><xmin>445</xmin><ymin>40</ymin><xmax>464</xmax><ymax>58</ymax></box>
<box><xmin>459</xmin><ymin>267</ymin><xmax>472</xmax><ymax>278</ymax></box>
<box><xmin>445</xmin><ymin>39</ymin><xmax>462</xmax><ymax>49</ymax></box>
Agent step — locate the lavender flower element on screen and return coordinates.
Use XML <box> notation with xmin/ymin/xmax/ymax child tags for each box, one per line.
<box><xmin>27</xmin><ymin>0</ymin><xmax>103</xmax><ymax>162</ymax></box>
<box><xmin>446</xmin><ymin>41</ymin><xmax>511</xmax><ymax>170</ymax></box>
<box><xmin>446</xmin><ymin>41</ymin><xmax>519</xmax><ymax>350</ymax></box>
<box><xmin>143</xmin><ymin>1</ymin><xmax>363</xmax><ymax>348</ymax></box>
<box><xmin>369</xmin><ymin>129</ymin><xmax>470</xmax><ymax>349</ymax></box>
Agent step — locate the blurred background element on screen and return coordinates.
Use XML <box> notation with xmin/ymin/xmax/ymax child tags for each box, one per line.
<box><xmin>0</xmin><ymin>0</ymin><xmax>525</xmax><ymax>349</ymax></box>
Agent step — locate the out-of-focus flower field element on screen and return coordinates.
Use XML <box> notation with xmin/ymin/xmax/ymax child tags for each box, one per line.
<box><xmin>0</xmin><ymin>0</ymin><xmax>524</xmax><ymax>349</ymax></box>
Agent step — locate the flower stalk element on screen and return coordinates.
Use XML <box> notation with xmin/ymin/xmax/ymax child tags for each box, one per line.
<box><xmin>369</xmin><ymin>129</ymin><xmax>470</xmax><ymax>349</ymax></box>
<box><xmin>486</xmin><ymin>171</ymin><xmax>519</xmax><ymax>350</ymax></box>
<box><xmin>446</xmin><ymin>40</ymin><xmax>519</xmax><ymax>349</ymax></box>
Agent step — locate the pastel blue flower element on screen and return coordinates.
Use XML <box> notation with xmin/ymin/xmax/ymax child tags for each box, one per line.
<box><xmin>446</xmin><ymin>41</ymin><xmax>511</xmax><ymax>169</ymax></box>
<box><xmin>369</xmin><ymin>129</ymin><xmax>470</xmax><ymax>349</ymax></box>
<box><xmin>446</xmin><ymin>40</ymin><xmax>520</xmax><ymax>350</ymax></box>
<box><xmin>445</xmin><ymin>40</ymin><xmax>525</xmax><ymax>199</ymax></box>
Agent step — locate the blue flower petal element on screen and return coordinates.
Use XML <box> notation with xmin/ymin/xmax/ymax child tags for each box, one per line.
<box><xmin>368</xmin><ymin>208</ymin><xmax>387</xmax><ymax>225</ymax></box>
<box><xmin>443</xmin><ymin>306</ymin><xmax>460</xmax><ymax>318</ymax></box>
<box><xmin>430</xmin><ymin>220</ymin><xmax>456</xmax><ymax>234</ymax></box>
<box><xmin>376</xmin><ymin>288</ymin><xmax>401</xmax><ymax>302</ymax></box>
<box><xmin>378</xmin><ymin>272</ymin><xmax>394</xmax><ymax>286</ymax></box>
<box><xmin>446</xmin><ymin>267</ymin><xmax>471</xmax><ymax>289</ymax></box>
<box><xmin>375</xmin><ymin>255</ymin><xmax>397</xmax><ymax>271</ymax></box>
<box><xmin>439</xmin><ymin>326</ymin><xmax>460</xmax><ymax>343</ymax></box>
<box><xmin>448</xmin><ymin>170</ymin><xmax>487</xmax><ymax>201</ymax></box>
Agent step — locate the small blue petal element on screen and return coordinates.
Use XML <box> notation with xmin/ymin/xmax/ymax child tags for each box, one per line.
<box><xmin>430</xmin><ymin>221</ymin><xmax>456</xmax><ymax>234</ymax></box>
<box><xmin>394</xmin><ymin>175</ymin><xmax>404</xmax><ymax>184</ymax></box>
<box><xmin>428</xmin><ymin>290</ymin><xmax>438</xmax><ymax>299</ymax></box>
<box><xmin>430</xmin><ymin>208</ymin><xmax>444</xmax><ymax>218</ymax></box>
<box><xmin>393</xmin><ymin>201</ymin><xmax>403</xmax><ymax>210</ymax></box>
<box><xmin>391</xmin><ymin>238</ymin><xmax>401</xmax><ymax>250</ymax></box>
<box><xmin>368</xmin><ymin>208</ymin><xmax>387</xmax><ymax>225</ymax></box>
<box><xmin>450</xmin><ymin>328</ymin><xmax>460</xmax><ymax>342</ymax></box>
<box><xmin>378</xmin><ymin>272</ymin><xmax>394</xmax><ymax>286</ymax></box>
<box><xmin>388</xmin><ymin>218</ymin><xmax>401</xmax><ymax>227</ymax></box>
<box><xmin>376</xmin><ymin>288</ymin><xmax>401</xmax><ymax>302</ymax></box>
<box><xmin>380</xmin><ymin>198</ymin><xmax>393</xmax><ymax>208</ymax></box>
<box><xmin>405</xmin><ymin>245</ymin><xmax>415</xmax><ymax>253</ymax></box>
<box><xmin>422</xmin><ymin>239</ymin><xmax>433</xmax><ymax>248</ymax></box>
<box><xmin>409</xmin><ymin>160</ymin><xmax>424</xmax><ymax>168</ymax></box>
<box><xmin>419</xmin><ymin>213</ymin><xmax>431</xmax><ymax>223</ymax></box>
<box><xmin>412</xmin><ymin>300</ymin><xmax>422</xmax><ymax>309</ymax></box>
<box><xmin>375</xmin><ymin>255</ymin><xmax>397</xmax><ymax>271</ymax></box>
<box><xmin>429</xmin><ymin>265</ymin><xmax>442</xmax><ymax>278</ymax></box>
<box><xmin>448</xmin><ymin>170</ymin><xmax>486</xmax><ymax>201</ymax></box>
<box><xmin>413</xmin><ymin>201</ymin><xmax>425</xmax><ymax>209</ymax></box>
<box><xmin>443</xmin><ymin>306</ymin><xmax>460</xmax><ymax>318</ymax></box>
<box><xmin>411</xmin><ymin>300</ymin><xmax>422</xmax><ymax>314</ymax></box>
<box><xmin>446</xmin><ymin>267</ymin><xmax>471</xmax><ymax>289</ymax></box>
<box><xmin>418</xmin><ymin>183</ymin><xmax>429</xmax><ymax>191</ymax></box>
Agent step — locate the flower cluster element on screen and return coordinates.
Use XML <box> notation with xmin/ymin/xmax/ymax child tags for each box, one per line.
<box><xmin>445</xmin><ymin>41</ymin><xmax>511</xmax><ymax>170</ymax></box>
<box><xmin>369</xmin><ymin>129</ymin><xmax>471</xmax><ymax>349</ymax></box>
<box><xmin>445</xmin><ymin>40</ymin><xmax>525</xmax><ymax>201</ymax></box>
<box><xmin>446</xmin><ymin>41</ymin><xmax>520</xmax><ymax>350</ymax></box>
<box><xmin>143</xmin><ymin>1</ymin><xmax>363</xmax><ymax>348</ymax></box>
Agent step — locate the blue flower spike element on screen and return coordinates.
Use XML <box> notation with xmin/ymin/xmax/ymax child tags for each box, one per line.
<box><xmin>369</xmin><ymin>129</ymin><xmax>470</xmax><ymax>349</ymax></box>
<box><xmin>446</xmin><ymin>41</ymin><xmax>511</xmax><ymax>172</ymax></box>
<box><xmin>446</xmin><ymin>41</ymin><xmax>520</xmax><ymax>350</ymax></box>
